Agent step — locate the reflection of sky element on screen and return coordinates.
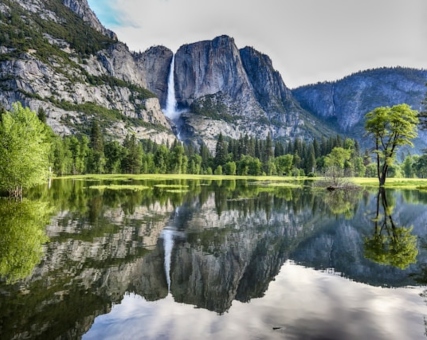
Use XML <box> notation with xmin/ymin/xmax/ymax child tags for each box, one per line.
<box><xmin>83</xmin><ymin>261</ymin><xmax>426</xmax><ymax>340</ymax></box>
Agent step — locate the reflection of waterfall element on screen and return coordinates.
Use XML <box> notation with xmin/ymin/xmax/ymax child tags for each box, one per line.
<box><xmin>162</xmin><ymin>228</ymin><xmax>174</xmax><ymax>292</ymax></box>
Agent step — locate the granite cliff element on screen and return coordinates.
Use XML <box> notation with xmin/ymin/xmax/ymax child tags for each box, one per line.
<box><xmin>174</xmin><ymin>35</ymin><xmax>335</xmax><ymax>150</ymax></box>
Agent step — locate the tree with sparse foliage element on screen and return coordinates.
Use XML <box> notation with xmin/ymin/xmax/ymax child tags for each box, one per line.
<box><xmin>0</xmin><ymin>103</ymin><xmax>51</xmax><ymax>198</ymax></box>
<box><xmin>365</xmin><ymin>104</ymin><xmax>418</xmax><ymax>186</ymax></box>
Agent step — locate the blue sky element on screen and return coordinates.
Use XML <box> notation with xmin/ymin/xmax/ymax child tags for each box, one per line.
<box><xmin>87</xmin><ymin>0</ymin><xmax>427</xmax><ymax>88</ymax></box>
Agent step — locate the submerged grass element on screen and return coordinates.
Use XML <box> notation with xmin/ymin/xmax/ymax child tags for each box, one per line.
<box><xmin>89</xmin><ymin>184</ymin><xmax>150</xmax><ymax>191</ymax></box>
<box><xmin>57</xmin><ymin>174</ymin><xmax>427</xmax><ymax>190</ymax></box>
<box><xmin>165</xmin><ymin>189</ymin><xmax>189</xmax><ymax>193</ymax></box>
<box><xmin>58</xmin><ymin>173</ymin><xmax>306</xmax><ymax>182</ymax></box>
<box><xmin>154</xmin><ymin>184</ymin><xmax>190</xmax><ymax>189</ymax></box>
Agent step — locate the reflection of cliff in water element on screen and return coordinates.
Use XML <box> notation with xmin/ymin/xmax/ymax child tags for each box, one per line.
<box><xmin>1</xmin><ymin>183</ymin><xmax>427</xmax><ymax>339</ymax></box>
<box><xmin>168</xmin><ymin>190</ymin><xmax>326</xmax><ymax>313</ymax></box>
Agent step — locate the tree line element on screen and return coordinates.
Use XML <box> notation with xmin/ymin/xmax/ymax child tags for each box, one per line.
<box><xmin>50</xmin><ymin>114</ymin><xmax>423</xmax><ymax>180</ymax></box>
<box><xmin>0</xmin><ymin>102</ymin><xmax>424</xmax><ymax>197</ymax></box>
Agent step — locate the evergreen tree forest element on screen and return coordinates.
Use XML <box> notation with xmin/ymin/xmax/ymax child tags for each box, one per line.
<box><xmin>49</xmin><ymin>123</ymin><xmax>374</xmax><ymax>178</ymax></box>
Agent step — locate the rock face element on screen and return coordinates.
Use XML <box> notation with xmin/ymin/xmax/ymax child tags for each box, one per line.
<box><xmin>292</xmin><ymin>68</ymin><xmax>427</xmax><ymax>150</ymax></box>
<box><xmin>175</xmin><ymin>36</ymin><xmax>254</xmax><ymax>107</ymax></box>
<box><xmin>135</xmin><ymin>46</ymin><xmax>174</xmax><ymax>107</ymax></box>
<box><xmin>1</xmin><ymin>0</ymin><xmax>176</xmax><ymax>144</ymax></box>
<box><xmin>173</xmin><ymin>35</ymin><xmax>334</xmax><ymax>150</ymax></box>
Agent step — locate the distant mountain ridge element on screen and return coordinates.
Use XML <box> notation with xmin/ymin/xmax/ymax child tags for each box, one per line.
<box><xmin>292</xmin><ymin>67</ymin><xmax>427</xmax><ymax>151</ymax></box>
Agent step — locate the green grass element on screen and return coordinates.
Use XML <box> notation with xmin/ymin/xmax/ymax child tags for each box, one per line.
<box><xmin>349</xmin><ymin>177</ymin><xmax>427</xmax><ymax>189</ymax></box>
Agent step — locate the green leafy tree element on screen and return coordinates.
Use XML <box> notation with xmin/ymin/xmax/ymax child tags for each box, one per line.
<box><xmin>414</xmin><ymin>154</ymin><xmax>427</xmax><ymax>178</ymax></box>
<box><xmin>323</xmin><ymin>147</ymin><xmax>351</xmax><ymax>186</ymax></box>
<box><xmin>275</xmin><ymin>154</ymin><xmax>293</xmax><ymax>175</ymax></box>
<box><xmin>365</xmin><ymin>104</ymin><xmax>418</xmax><ymax>186</ymax></box>
<box><xmin>224</xmin><ymin>161</ymin><xmax>237</xmax><ymax>175</ymax></box>
<box><xmin>52</xmin><ymin>137</ymin><xmax>72</xmax><ymax>176</ymax></box>
<box><xmin>353</xmin><ymin>156</ymin><xmax>366</xmax><ymax>177</ymax></box>
<box><xmin>0</xmin><ymin>103</ymin><xmax>51</xmax><ymax>197</ymax></box>
<box><xmin>214</xmin><ymin>165</ymin><xmax>223</xmax><ymax>175</ymax></box>
<box><xmin>402</xmin><ymin>155</ymin><xmax>415</xmax><ymax>178</ymax></box>
<box><xmin>324</xmin><ymin>147</ymin><xmax>351</xmax><ymax>169</ymax></box>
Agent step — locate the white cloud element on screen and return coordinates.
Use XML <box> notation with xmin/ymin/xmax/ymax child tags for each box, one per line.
<box><xmin>83</xmin><ymin>262</ymin><xmax>427</xmax><ymax>340</ymax></box>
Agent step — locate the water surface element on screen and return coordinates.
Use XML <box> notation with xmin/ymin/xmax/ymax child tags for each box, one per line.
<box><xmin>0</xmin><ymin>179</ymin><xmax>426</xmax><ymax>339</ymax></box>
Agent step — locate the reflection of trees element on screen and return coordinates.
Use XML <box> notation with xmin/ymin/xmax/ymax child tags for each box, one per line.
<box><xmin>323</xmin><ymin>189</ymin><xmax>362</xmax><ymax>219</ymax></box>
<box><xmin>364</xmin><ymin>188</ymin><xmax>418</xmax><ymax>269</ymax></box>
<box><xmin>0</xmin><ymin>200</ymin><xmax>51</xmax><ymax>283</ymax></box>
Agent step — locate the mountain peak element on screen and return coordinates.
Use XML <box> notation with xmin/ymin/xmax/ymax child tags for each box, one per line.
<box><xmin>62</xmin><ymin>0</ymin><xmax>117</xmax><ymax>39</ymax></box>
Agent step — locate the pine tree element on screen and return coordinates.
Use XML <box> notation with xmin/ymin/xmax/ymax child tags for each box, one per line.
<box><xmin>199</xmin><ymin>142</ymin><xmax>211</xmax><ymax>171</ymax></box>
<box><xmin>265</xmin><ymin>132</ymin><xmax>273</xmax><ymax>162</ymax></box>
<box><xmin>306</xmin><ymin>144</ymin><xmax>316</xmax><ymax>174</ymax></box>
<box><xmin>214</xmin><ymin>133</ymin><xmax>228</xmax><ymax>167</ymax></box>
<box><xmin>122</xmin><ymin>134</ymin><xmax>142</xmax><ymax>174</ymax></box>
<box><xmin>88</xmin><ymin>120</ymin><xmax>105</xmax><ymax>174</ymax></box>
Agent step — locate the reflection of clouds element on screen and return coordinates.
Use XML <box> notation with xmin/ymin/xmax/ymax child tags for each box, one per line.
<box><xmin>83</xmin><ymin>262</ymin><xmax>426</xmax><ymax>340</ymax></box>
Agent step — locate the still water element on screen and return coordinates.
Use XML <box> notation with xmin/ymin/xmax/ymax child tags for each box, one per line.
<box><xmin>0</xmin><ymin>179</ymin><xmax>426</xmax><ymax>339</ymax></box>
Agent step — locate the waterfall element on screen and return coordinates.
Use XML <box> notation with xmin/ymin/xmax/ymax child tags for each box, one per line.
<box><xmin>164</xmin><ymin>55</ymin><xmax>179</xmax><ymax>120</ymax></box>
<box><xmin>162</xmin><ymin>228</ymin><xmax>174</xmax><ymax>292</ymax></box>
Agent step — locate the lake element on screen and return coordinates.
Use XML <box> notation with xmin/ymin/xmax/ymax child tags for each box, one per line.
<box><xmin>0</xmin><ymin>178</ymin><xmax>426</xmax><ymax>339</ymax></box>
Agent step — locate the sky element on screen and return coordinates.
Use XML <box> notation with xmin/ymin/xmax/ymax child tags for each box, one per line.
<box><xmin>86</xmin><ymin>0</ymin><xmax>427</xmax><ymax>88</ymax></box>
<box><xmin>83</xmin><ymin>262</ymin><xmax>426</xmax><ymax>339</ymax></box>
